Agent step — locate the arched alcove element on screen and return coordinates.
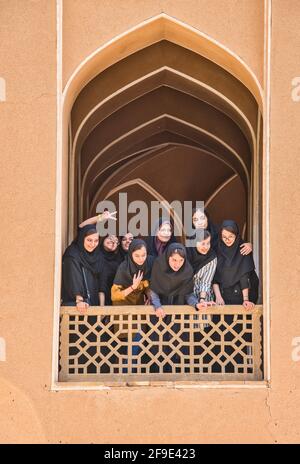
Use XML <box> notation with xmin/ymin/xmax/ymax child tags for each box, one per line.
<box><xmin>60</xmin><ymin>13</ymin><xmax>263</xmax><ymax>272</ymax></box>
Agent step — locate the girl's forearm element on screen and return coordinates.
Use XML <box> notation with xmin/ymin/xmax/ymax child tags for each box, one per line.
<box><xmin>213</xmin><ymin>284</ymin><xmax>221</xmax><ymax>298</ymax></box>
<box><xmin>122</xmin><ymin>286</ymin><xmax>135</xmax><ymax>298</ymax></box>
<box><xmin>79</xmin><ymin>216</ymin><xmax>98</xmax><ymax>228</ymax></box>
<box><xmin>242</xmin><ymin>288</ymin><xmax>249</xmax><ymax>300</ymax></box>
<box><xmin>99</xmin><ymin>292</ymin><xmax>105</xmax><ymax>306</ymax></box>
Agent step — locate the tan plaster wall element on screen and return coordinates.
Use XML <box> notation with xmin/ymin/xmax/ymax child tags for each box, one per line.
<box><xmin>0</xmin><ymin>0</ymin><xmax>300</xmax><ymax>444</ymax></box>
<box><xmin>0</xmin><ymin>0</ymin><xmax>57</xmax><ymax>443</ymax></box>
<box><xmin>266</xmin><ymin>0</ymin><xmax>300</xmax><ymax>430</ymax></box>
<box><xmin>63</xmin><ymin>0</ymin><xmax>264</xmax><ymax>88</ymax></box>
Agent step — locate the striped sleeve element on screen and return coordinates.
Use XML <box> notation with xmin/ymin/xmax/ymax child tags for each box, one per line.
<box><xmin>194</xmin><ymin>258</ymin><xmax>217</xmax><ymax>294</ymax></box>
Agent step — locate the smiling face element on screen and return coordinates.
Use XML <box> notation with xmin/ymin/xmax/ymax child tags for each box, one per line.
<box><xmin>121</xmin><ymin>233</ymin><xmax>133</xmax><ymax>251</ymax></box>
<box><xmin>168</xmin><ymin>252</ymin><xmax>185</xmax><ymax>272</ymax></box>
<box><xmin>103</xmin><ymin>235</ymin><xmax>119</xmax><ymax>252</ymax></box>
<box><xmin>192</xmin><ymin>210</ymin><xmax>208</xmax><ymax>229</ymax></box>
<box><xmin>221</xmin><ymin>228</ymin><xmax>237</xmax><ymax>247</ymax></box>
<box><xmin>157</xmin><ymin>222</ymin><xmax>172</xmax><ymax>243</ymax></box>
<box><xmin>196</xmin><ymin>235</ymin><xmax>211</xmax><ymax>255</ymax></box>
<box><xmin>83</xmin><ymin>233</ymin><xmax>99</xmax><ymax>252</ymax></box>
<box><xmin>132</xmin><ymin>246</ymin><xmax>147</xmax><ymax>266</ymax></box>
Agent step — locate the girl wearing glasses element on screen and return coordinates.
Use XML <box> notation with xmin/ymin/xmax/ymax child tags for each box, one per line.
<box><xmin>213</xmin><ymin>220</ymin><xmax>259</xmax><ymax>308</ymax></box>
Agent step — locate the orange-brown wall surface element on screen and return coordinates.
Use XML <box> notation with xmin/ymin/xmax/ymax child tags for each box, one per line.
<box><xmin>0</xmin><ymin>0</ymin><xmax>300</xmax><ymax>444</ymax></box>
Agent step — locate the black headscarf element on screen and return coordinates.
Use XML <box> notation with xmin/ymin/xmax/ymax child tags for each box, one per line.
<box><xmin>150</xmin><ymin>243</ymin><xmax>194</xmax><ymax>301</ymax></box>
<box><xmin>100</xmin><ymin>235</ymin><xmax>122</xmax><ymax>263</ymax></box>
<box><xmin>214</xmin><ymin>220</ymin><xmax>255</xmax><ymax>288</ymax></box>
<box><xmin>113</xmin><ymin>239</ymin><xmax>154</xmax><ymax>287</ymax></box>
<box><xmin>186</xmin><ymin>208</ymin><xmax>219</xmax><ymax>251</ymax></box>
<box><xmin>146</xmin><ymin>217</ymin><xmax>176</xmax><ymax>257</ymax></box>
<box><xmin>119</xmin><ymin>234</ymin><xmax>134</xmax><ymax>260</ymax></box>
<box><xmin>187</xmin><ymin>233</ymin><xmax>217</xmax><ymax>274</ymax></box>
<box><xmin>62</xmin><ymin>225</ymin><xmax>102</xmax><ymax>275</ymax></box>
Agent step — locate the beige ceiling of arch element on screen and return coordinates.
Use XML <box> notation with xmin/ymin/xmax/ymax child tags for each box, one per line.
<box><xmin>79</xmin><ymin>89</ymin><xmax>251</xmax><ymax>210</ymax></box>
<box><xmin>73</xmin><ymin>67</ymin><xmax>255</xmax><ymax>159</ymax></box>
<box><xmin>69</xmin><ymin>39</ymin><xmax>259</xmax><ymax>230</ymax></box>
<box><xmin>81</xmin><ymin>86</ymin><xmax>251</xmax><ymax>171</ymax></box>
<box><xmin>82</xmin><ymin>119</ymin><xmax>249</xmax><ymax>203</ymax></box>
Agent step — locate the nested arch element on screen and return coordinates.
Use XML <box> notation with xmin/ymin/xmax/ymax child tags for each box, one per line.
<box><xmin>61</xmin><ymin>13</ymin><xmax>263</xmax><ymax>269</ymax></box>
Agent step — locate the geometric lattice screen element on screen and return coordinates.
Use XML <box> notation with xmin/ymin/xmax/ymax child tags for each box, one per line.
<box><xmin>59</xmin><ymin>306</ymin><xmax>263</xmax><ymax>384</ymax></box>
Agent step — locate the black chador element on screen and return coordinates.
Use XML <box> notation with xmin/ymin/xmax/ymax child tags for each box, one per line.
<box><xmin>214</xmin><ymin>220</ymin><xmax>259</xmax><ymax>304</ymax></box>
<box><xmin>61</xmin><ymin>225</ymin><xmax>103</xmax><ymax>306</ymax></box>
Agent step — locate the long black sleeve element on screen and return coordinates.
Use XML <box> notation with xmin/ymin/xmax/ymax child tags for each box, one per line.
<box><xmin>239</xmin><ymin>272</ymin><xmax>250</xmax><ymax>291</ymax></box>
<box><xmin>61</xmin><ymin>257</ymin><xmax>85</xmax><ymax>303</ymax></box>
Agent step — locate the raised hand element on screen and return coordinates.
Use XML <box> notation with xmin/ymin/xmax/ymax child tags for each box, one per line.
<box><xmin>132</xmin><ymin>271</ymin><xmax>144</xmax><ymax>290</ymax></box>
<box><xmin>100</xmin><ymin>210</ymin><xmax>117</xmax><ymax>222</ymax></box>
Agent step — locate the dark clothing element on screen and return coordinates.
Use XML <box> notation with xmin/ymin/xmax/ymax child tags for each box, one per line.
<box><xmin>185</xmin><ymin>209</ymin><xmax>219</xmax><ymax>251</ymax></box>
<box><xmin>99</xmin><ymin>248</ymin><xmax>123</xmax><ymax>305</ymax></box>
<box><xmin>219</xmin><ymin>270</ymin><xmax>259</xmax><ymax>304</ymax></box>
<box><xmin>146</xmin><ymin>218</ymin><xmax>176</xmax><ymax>258</ymax></box>
<box><xmin>63</xmin><ymin>225</ymin><xmax>102</xmax><ymax>274</ymax></box>
<box><xmin>61</xmin><ymin>225</ymin><xmax>103</xmax><ymax>306</ymax></box>
<box><xmin>61</xmin><ymin>256</ymin><xmax>101</xmax><ymax>306</ymax></box>
<box><xmin>150</xmin><ymin>289</ymin><xmax>198</xmax><ymax>309</ymax></box>
<box><xmin>150</xmin><ymin>243</ymin><xmax>194</xmax><ymax>304</ymax></box>
<box><xmin>113</xmin><ymin>239</ymin><xmax>154</xmax><ymax>288</ymax></box>
<box><xmin>214</xmin><ymin>220</ymin><xmax>259</xmax><ymax>304</ymax></box>
<box><xmin>186</xmin><ymin>244</ymin><xmax>217</xmax><ymax>274</ymax></box>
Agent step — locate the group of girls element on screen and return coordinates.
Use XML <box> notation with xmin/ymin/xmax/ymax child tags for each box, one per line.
<box><xmin>61</xmin><ymin>208</ymin><xmax>259</xmax><ymax>314</ymax></box>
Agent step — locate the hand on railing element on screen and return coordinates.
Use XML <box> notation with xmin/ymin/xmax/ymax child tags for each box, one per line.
<box><xmin>155</xmin><ymin>307</ymin><xmax>166</xmax><ymax>318</ymax></box>
<box><xmin>196</xmin><ymin>301</ymin><xmax>216</xmax><ymax>310</ymax></box>
<box><xmin>215</xmin><ymin>296</ymin><xmax>225</xmax><ymax>305</ymax></box>
<box><xmin>76</xmin><ymin>301</ymin><xmax>89</xmax><ymax>314</ymax></box>
<box><xmin>243</xmin><ymin>300</ymin><xmax>255</xmax><ymax>310</ymax></box>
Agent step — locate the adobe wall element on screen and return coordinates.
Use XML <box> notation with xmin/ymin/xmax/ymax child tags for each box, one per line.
<box><xmin>0</xmin><ymin>0</ymin><xmax>299</xmax><ymax>444</ymax></box>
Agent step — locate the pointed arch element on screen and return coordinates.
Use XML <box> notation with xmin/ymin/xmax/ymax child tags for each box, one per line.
<box><xmin>62</xmin><ymin>13</ymin><xmax>263</xmax><ymax>112</ymax></box>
